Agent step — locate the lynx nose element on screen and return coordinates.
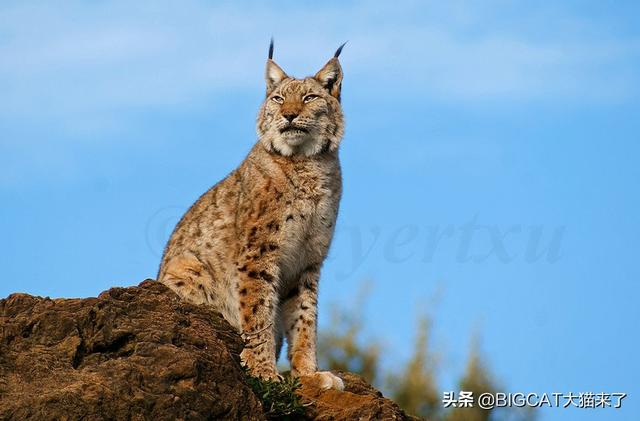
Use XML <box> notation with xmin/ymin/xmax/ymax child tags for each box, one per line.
<box><xmin>283</xmin><ymin>112</ymin><xmax>298</xmax><ymax>123</ymax></box>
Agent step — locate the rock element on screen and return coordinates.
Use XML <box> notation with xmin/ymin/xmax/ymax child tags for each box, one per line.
<box><xmin>0</xmin><ymin>281</ymin><xmax>415</xmax><ymax>421</ymax></box>
<box><xmin>298</xmin><ymin>372</ymin><xmax>420</xmax><ymax>421</ymax></box>
<box><xmin>0</xmin><ymin>280</ymin><xmax>264</xmax><ymax>421</ymax></box>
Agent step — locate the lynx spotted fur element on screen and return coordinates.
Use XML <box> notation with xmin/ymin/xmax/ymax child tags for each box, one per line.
<box><xmin>158</xmin><ymin>41</ymin><xmax>346</xmax><ymax>390</ymax></box>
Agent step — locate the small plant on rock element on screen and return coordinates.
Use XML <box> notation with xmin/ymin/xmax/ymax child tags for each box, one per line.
<box><xmin>244</xmin><ymin>369</ymin><xmax>308</xmax><ymax>420</ymax></box>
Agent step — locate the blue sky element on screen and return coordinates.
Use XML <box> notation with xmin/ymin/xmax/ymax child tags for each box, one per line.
<box><xmin>1</xmin><ymin>1</ymin><xmax>639</xmax><ymax>419</ymax></box>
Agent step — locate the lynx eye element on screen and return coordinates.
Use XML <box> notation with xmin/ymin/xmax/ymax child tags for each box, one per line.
<box><xmin>271</xmin><ymin>95</ymin><xmax>284</xmax><ymax>104</ymax></box>
<box><xmin>303</xmin><ymin>94</ymin><xmax>319</xmax><ymax>103</ymax></box>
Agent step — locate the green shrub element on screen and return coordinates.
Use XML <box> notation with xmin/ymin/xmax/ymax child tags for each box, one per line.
<box><xmin>244</xmin><ymin>370</ymin><xmax>308</xmax><ymax>420</ymax></box>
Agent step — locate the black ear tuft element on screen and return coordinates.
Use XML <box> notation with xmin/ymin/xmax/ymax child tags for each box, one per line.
<box><xmin>265</xmin><ymin>41</ymin><xmax>288</xmax><ymax>93</ymax></box>
<box><xmin>268</xmin><ymin>37</ymin><xmax>274</xmax><ymax>60</ymax></box>
<box><xmin>334</xmin><ymin>41</ymin><xmax>347</xmax><ymax>58</ymax></box>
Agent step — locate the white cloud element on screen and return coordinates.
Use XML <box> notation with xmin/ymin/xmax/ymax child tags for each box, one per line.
<box><xmin>0</xmin><ymin>1</ymin><xmax>638</xmax><ymax>132</ymax></box>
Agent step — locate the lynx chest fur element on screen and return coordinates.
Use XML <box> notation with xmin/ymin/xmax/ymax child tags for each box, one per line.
<box><xmin>157</xmin><ymin>41</ymin><xmax>346</xmax><ymax>390</ymax></box>
<box><xmin>264</xmin><ymin>154</ymin><xmax>341</xmax><ymax>291</ymax></box>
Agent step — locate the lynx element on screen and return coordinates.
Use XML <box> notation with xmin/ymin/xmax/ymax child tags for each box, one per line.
<box><xmin>157</xmin><ymin>41</ymin><xmax>346</xmax><ymax>390</ymax></box>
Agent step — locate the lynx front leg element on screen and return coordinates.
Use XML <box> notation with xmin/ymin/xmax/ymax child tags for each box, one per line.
<box><xmin>282</xmin><ymin>266</ymin><xmax>344</xmax><ymax>390</ymax></box>
<box><xmin>158</xmin><ymin>253</ymin><xmax>213</xmax><ymax>305</ymax></box>
<box><xmin>238</xmin><ymin>268</ymin><xmax>280</xmax><ymax>381</ymax></box>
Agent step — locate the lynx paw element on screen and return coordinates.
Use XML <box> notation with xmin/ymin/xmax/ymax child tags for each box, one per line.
<box><xmin>248</xmin><ymin>366</ymin><xmax>283</xmax><ymax>382</ymax></box>
<box><xmin>303</xmin><ymin>371</ymin><xmax>344</xmax><ymax>391</ymax></box>
<box><xmin>240</xmin><ymin>349</ymin><xmax>281</xmax><ymax>381</ymax></box>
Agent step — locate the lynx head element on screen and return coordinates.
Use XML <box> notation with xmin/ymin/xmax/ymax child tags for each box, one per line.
<box><xmin>257</xmin><ymin>40</ymin><xmax>345</xmax><ymax>157</ymax></box>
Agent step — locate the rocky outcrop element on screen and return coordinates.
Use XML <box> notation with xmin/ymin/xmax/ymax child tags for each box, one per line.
<box><xmin>0</xmin><ymin>280</ymin><xmax>414</xmax><ymax>420</ymax></box>
<box><xmin>299</xmin><ymin>372</ymin><xmax>418</xmax><ymax>420</ymax></box>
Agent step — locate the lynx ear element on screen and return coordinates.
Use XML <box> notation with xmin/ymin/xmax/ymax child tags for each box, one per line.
<box><xmin>265</xmin><ymin>39</ymin><xmax>288</xmax><ymax>93</ymax></box>
<box><xmin>314</xmin><ymin>43</ymin><xmax>346</xmax><ymax>100</ymax></box>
